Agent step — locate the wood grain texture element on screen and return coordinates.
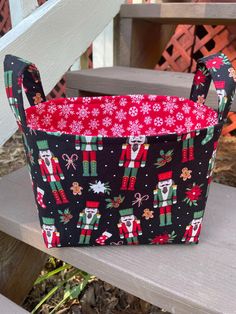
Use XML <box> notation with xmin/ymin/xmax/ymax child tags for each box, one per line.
<box><xmin>0</xmin><ymin>231</ymin><xmax>48</xmax><ymax>304</ymax></box>
<box><xmin>0</xmin><ymin>0</ymin><xmax>124</xmax><ymax>145</ymax></box>
<box><xmin>114</xmin><ymin>8</ymin><xmax>176</xmax><ymax>67</ymax></box>
<box><xmin>0</xmin><ymin>167</ymin><xmax>235</xmax><ymax>314</ymax></box>
<box><xmin>0</xmin><ymin>294</ymin><xmax>29</xmax><ymax>313</ymax></box>
<box><xmin>120</xmin><ymin>3</ymin><xmax>236</xmax><ymax>24</ymax></box>
<box><xmin>65</xmin><ymin>66</ymin><xmax>236</xmax><ymax>111</ymax></box>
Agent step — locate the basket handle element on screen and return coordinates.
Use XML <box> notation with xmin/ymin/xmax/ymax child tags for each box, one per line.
<box><xmin>190</xmin><ymin>53</ymin><xmax>236</xmax><ymax>123</ymax></box>
<box><xmin>4</xmin><ymin>54</ymin><xmax>46</xmax><ymax>130</ymax></box>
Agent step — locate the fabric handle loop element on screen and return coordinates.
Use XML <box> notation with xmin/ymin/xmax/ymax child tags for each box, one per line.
<box><xmin>4</xmin><ymin>54</ymin><xmax>46</xmax><ymax>130</ymax></box>
<box><xmin>190</xmin><ymin>53</ymin><xmax>236</xmax><ymax>123</ymax></box>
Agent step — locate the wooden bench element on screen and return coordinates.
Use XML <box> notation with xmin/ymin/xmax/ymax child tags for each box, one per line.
<box><xmin>0</xmin><ymin>167</ymin><xmax>236</xmax><ymax>314</ymax></box>
<box><xmin>1</xmin><ymin>2</ymin><xmax>236</xmax><ymax>313</ymax></box>
<box><xmin>0</xmin><ymin>294</ymin><xmax>29</xmax><ymax>313</ymax></box>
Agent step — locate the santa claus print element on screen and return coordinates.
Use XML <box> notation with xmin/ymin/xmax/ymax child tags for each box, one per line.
<box><xmin>153</xmin><ymin>171</ymin><xmax>177</xmax><ymax>227</ymax></box>
<box><xmin>206</xmin><ymin>141</ymin><xmax>218</xmax><ymax>197</ymax></box>
<box><xmin>75</xmin><ymin>135</ymin><xmax>103</xmax><ymax>177</ymax></box>
<box><xmin>77</xmin><ymin>201</ymin><xmax>101</xmax><ymax>245</ymax></box>
<box><xmin>37</xmin><ymin>140</ymin><xmax>68</xmax><ymax>205</ymax></box>
<box><xmin>117</xmin><ymin>208</ymin><xmax>142</xmax><ymax>245</ymax></box>
<box><xmin>41</xmin><ymin>217</ymin><xmax>61</xmax><ymax>248</ymax></box>
<box><xmin>119</xmin><ymin>135</ymin><xmax>149</xmax><ymax>190</ymax></box>
<box><xmin>182</xmin><ymin>210</ymin><xmax>204</xmax><ymax>244</ymax></box>
<box><xmin>177</xmin><ymin>131</ymin><xmax>200</xmax><ymax>163</ymax></box>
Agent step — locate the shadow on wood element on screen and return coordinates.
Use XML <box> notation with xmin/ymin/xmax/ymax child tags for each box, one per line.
<box><xmin>0</xmin><ymin>231</ymin><xmax>48</xmax><ymax>305</ymax></box>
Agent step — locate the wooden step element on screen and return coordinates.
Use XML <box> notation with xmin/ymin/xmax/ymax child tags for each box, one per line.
<box><xmin>66</xmin><ymin>67</ymin><xmax>236</xmax><ymax>111</ymax></box>
<box><xmin>120</xmin><ymin>3</ymin><xmax>236</xmax><ymax>25</ymax></box>
<box><xmin>0</xmin><ymin>294</ymin><xmax>29</xmax><ymax>313</ymax></box>
<box><xmin>0</xmin><ymin>167</ymin><xmax>236</xmax><ymax>314</ymax></box>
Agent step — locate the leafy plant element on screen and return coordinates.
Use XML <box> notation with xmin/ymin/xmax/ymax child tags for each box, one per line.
<box><xmin>31</xmin><ymin>260</ymin><xmax>94</xmax><ymax>314</ymax></box>
<box><xmin>154</xmin><ymin>149</ymin><xmax>173</xmax><ymax>168</ymax></box>
<box><xmin>58</xmin><ymin>208</ymin><xmax>73</xmax><ymax>224</ymax></box>
<box><xmin>105</xmin><ymin>195</ymin><xmax>125</xmax><ymax>209</ymax></box>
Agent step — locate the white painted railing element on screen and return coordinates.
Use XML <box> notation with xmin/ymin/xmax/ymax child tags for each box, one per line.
<box><xmin>0</xmin><ymin>0</ymin><xmax>124</xmax><ymax>144</ymax></box>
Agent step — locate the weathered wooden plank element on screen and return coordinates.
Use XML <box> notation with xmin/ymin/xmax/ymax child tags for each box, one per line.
<box><xmin>0</xmin><ymin>231</ymin><xmax>48</xmax><ymax>304</ymax></box>
<box><xmin>120</xmin><ymin>3</ymin><xmax>236</xmax><ymax>24</ymax></box>
<box><xmin>0</xmin><ymin>0</ymin><xmax>125</xmax><ymax>145</ymax></box>
<box><xmin>0</xmin><ymin>167</ymin><xmax>235</xmax><ymax>314</ymax></box>
<box><xmin>0</xmin><ymin>294</ymin><xmax>29</xmax><ymax>313</ymax></box>
<box><xmin>65</xmin><ymin>66</ymin><xmax>236</xmax><ymax>111</ymax></box>
<box><xmin>114</xmin><ymin>16</ymin><xmax>176</xmax><ymax>68</ymax></box>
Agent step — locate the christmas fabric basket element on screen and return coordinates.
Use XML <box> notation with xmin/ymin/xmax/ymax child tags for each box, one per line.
<box><xmin>4</xmin><ymin>53</ymin><xmax>235</xmax><ymax>248</ymax></box>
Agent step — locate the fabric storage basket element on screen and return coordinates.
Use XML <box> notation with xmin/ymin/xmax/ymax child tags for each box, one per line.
<box><xmin>4</xmin><ymin>53</ymin><xmax>235</xmax><ymax>248</ymax></box>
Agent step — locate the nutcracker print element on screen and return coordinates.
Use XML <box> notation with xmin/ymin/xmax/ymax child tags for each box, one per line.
<box><xmin>118</xmin><ymin>208</ymin><xmax>142</xmax><ymax>245</ymax></box>
<box><xmin>178</xmin><ymin>131</ymin><xmax>200</xmax><ymax>163</ymax></box>
<box><xmin>77</xmin><ymin>201</ymin><xmax>101</xmax><ymax>245</ymax></box>
<box><xmin>206</xmin><ymin>141</ymin><xmax>218</xmax><ymax>197</ymax></box>
<box><xmin>153</xmin><ymin>171</ymin><xmax>177</xmax><ymax>227</ymax></box>
<box><xmin>119</xmin><ymin>135</ymin><xmax>149</xmax><ymax>191</ymax></box>
<box><xmin>37</xmin><ymin>140</ymin><xmax>69</xmax><ymax>205</ymax></box>
<box><xmin>41</xmin><ymin>217</ymin><xmax>61</xmax><ymax>248</ymax></box>
<box><xmin>215</xmin><ymin>81</ymin><xmax>227</xmax><ymax>121</ymax></box>
<box><xmin>4</xmin><ymin>70</ymin><xmax>21</xmax><ymax>125</ymax></box>
<box><xmin>182</xmin><ymin>210</ymin><xmax>204</xmax><ymax>244</ymax></box>
<box><xmin>75</xmin><ymin>135</ymin><xmax>103</xmax><ymax>177</ymax></box>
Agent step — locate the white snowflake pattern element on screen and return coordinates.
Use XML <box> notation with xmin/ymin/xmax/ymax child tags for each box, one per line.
<box><xmin>77</xmin><ymin>105</ymin><xmax>89</xmax><ymax>120</ymax></box>
<box><xmin>163</xmin><ymin>101</ymin><xmax>179</xmax><ymax>113</ymax></box>
<box><xmin>129</xmin><ymin>106</ymin><xmax>138</xmax><ymax>117</ymax></box>
<box><xmin>57</xmin><ymin>118</ymin><xmax>67</xmax><ymax>130</ymax></box>
<box><xmin>36</xmin><ymin>103</ymin><xmax>46</xmax><ymax>115</ymax></box>
<box><xmin>91</xmin><ymin>108</ymin><xmax>100</xmax><ymax>117</ymax></box>
<box><xmin>101</xmin><ymin>99</ymin><xmax>117</xmax><ymax>115</ymax></box>
<box><xmin>42</xmin><ymin>114</ymin><xmax>52</xmax><ymax>126</ymax></box>
<box><xmin>129</xmin><ymin>94</ymin><xmax>144</xmax><ymax>104</ymax></box>
<box><xmin>27</xmin><ymin>114</ymin><xmax>39</xmax><ymax>129</ymax></box>
<box><xmin>69</xmin><ymin>120</ymin><xmax>84</xmax><ymax>133</ymax></box>
<box><xmin>144</xmin><ymin>116</ymin><xmax>152</xmax><ymax>125</ymax></box>
<box><xmin>195</xmin><ymin>123</ymin><xmax>202</xmax><ymax>130</ymax></box>
<box><xmin>176</xmin><ymin>112</ymin><xmax>184</xmax><ymax>120</ymax></box>
<box><xmin>175</xmin><ymin>125</ymin><xmax>185</xmax><ymax>133</ymax></box>
<box><xmin>111</xmin><ymin>123</ymin><xmax>125</xmax><ymax>137</ymax></box>
<box><xmin>59</xmin><ymin>104</ymin><xmax>74</xmax><ymax>119</ymax></box>
<box><xmin>146</xmin><ymin>127</ymin><xmax>157</xmax><ymax>136</ymax></box>
<box><xmin>119</xmin><ymin>98</ymin><xmax>128</xmax><ymax>107</ymax></box>
<box><xmin>127</xmin><ymin>119</ymin><xmax>143</xmax><ymax>135</ymax></box>
<box><xmin>165</xmin><ymin>115</ymin><xmax>176</xmax><ymax>127</ymax></box>
<box><xmin>89</xmin><ymin>181</ymin><xmax>110</xmax><ymax>194</ymax></box>
<box><xmin>99</xmin><ymin>128</ymin><xmax>108</xmax><ymax>137</ymax></box>
<box><xmin>115</xmin><ymin>109</ymin><xmax>127</xmax><ymax>122</ymax></box>
<box><xmin>193</xmin><ymin>107</ymin><xmax>206</xmax><ymax>120</ymax></box>
<box><xmin>154</xmin><ymin>117</ymin><xmax>163</xmax><ymax>127</ymax></box>
<box><xmin>159</xmin><ymin>128</ymin><xmax>169</xmax><ymax>135</ymax></box>
<box><xmin>82</xmin><ymin>97</ymin><xmax>91</xmax><ymax>104</ymax></box>
<box><xmin>141</xmin><ymin>102</ymin><xmax>151</xmax><ymax>114</ymax></box>
<box><xmin>184</xmin><ymin>117</ymin><xmax>194</xmax><ymax>131</ymax></box>
<box><xmin>89</xmin><ymin>119</ymin><xmax>100</xmax><ymax>130</ymax></box>
<box><xmin>102</xmin><ymin>117</ymin><xmax>112</xmax><ymax>127</ymax></box>
<box><xmin>148</xmin><ymin>95</ymin><xmax>157</xmax><ymax>101</ymax></box>
<box><xmin>206</xmin><ymin>114</ymin><xmax>218</xmax><ymax>125</ymax></box>
<box><xmin>182</xmin><ymin>103</ymin><xmax>191</xmax><ymax>114</ymax></box>
<box><xmin>153</xmin><ymin>103</ymin><xmax>161</xmax><ymax>111</ymax></box>
<box><xmin>47</xmin><ymin>104</ymin><xmax>57</xmax><ymax>114</ymax></box>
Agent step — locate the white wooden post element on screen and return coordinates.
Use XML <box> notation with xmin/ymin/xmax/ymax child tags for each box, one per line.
<box><xmin>0</xmin><ymin>0</ymin><xmax>124</xmax><ymax>145</ymax></box>
<box><xmin>93</xmin><ymin>20</ymin><xmax>114</xmax><ymax>68</ymax></box>
<box><xmin>9</xmin><ymin>0</ymin><xmax>39</xmax><ymax>27</ymax></box>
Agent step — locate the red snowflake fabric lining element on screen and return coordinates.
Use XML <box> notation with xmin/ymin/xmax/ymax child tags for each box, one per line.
<box><xmin>25</xmin><ymin>94</ymin><xmax>218</xmax><ymax>137</ymax></box>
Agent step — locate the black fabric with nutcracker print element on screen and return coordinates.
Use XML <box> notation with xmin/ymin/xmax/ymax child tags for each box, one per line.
<box><xmin>3</xmin><ymin>53</ymin><xmax>235</xmax><ymax>248</ymax></box>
